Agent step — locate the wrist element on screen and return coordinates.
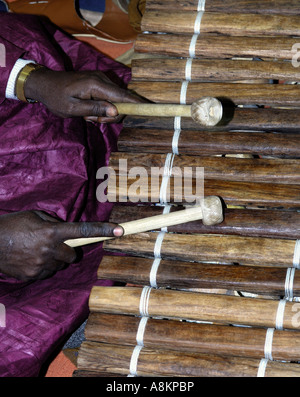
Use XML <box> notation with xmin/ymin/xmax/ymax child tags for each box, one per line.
<box><xmin>16</xmin><ymin>63</ymin><xmax>46</xmax><ymax>103</ymax></box>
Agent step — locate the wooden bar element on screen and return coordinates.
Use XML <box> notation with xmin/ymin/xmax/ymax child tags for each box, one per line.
<box><xmin>145</xmin><ymin>0</ymin><xmax>300</xmax><ymax>15</ymax></box>
<box><xmin>85</xmin><ymin>313</ymin><xmax>300</xmax><ymax>362</ymax></box>
<box><xmin>89</xmin><ymin>286</ymin><xmax>300</xmax><ymax>330</ymax></box>
<box><xmin>118</xmin><ymin>128</ymin><xmax>300</xmax><ymax>158</ymax></box>
<box><xmin>123</xmin><ymin>107</ymin><xmax>300</xmax><ymax>133</ymax></box>
<box><xmin>134</xmin><ymin>33</ymin><xmax>297</xmax><ymax>61</ymax></box>
<box><xmin>128</xmin><ymin>80</ymin><xmax>300</xmax><ymax>107</ymax></box>
<box><xmin>77</xmin><ymin>340</ymin><xmax>300</xmax><ymax>377</ymax></box>
<box><xmin>142</xmin><ymin>11</ymin><xmax>300</xmax><ymax>37</ymax></box>
<box><xmin>109</xmin><ymin>205</ymin><xmax>300</xmax><ymax>240</ymax></box>
<box><xmin>98</xmin><ymin>256</ymin><xmax>300</xmax><ymax>296</ymax></box>
<box><xmin>103</xmin><ymin>233</ymin><xmax>297</xmax><ymax>267</ymax></box>
<box><xmin>131</xmin><ymin>58</ymin><xmax>300</xmax><ymax>83</ymax></box>
<box><xmin>109</xmin><ymin>152</ymin><xmax>300</xmax><ymax>185</ymax></box>
<box><xmin>108</xmin><ymin>176</ymin><xmax>300</xmax><ymax>208</ymax></box>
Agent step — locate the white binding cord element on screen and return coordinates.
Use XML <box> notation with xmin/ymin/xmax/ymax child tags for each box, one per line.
<box><xmin>172</xmin><ymin>116</ymin><xmax>181</xmax><ymax>155</ymax></box>
<box><xmin>128</xmin><ymin>345</ymin><xmax>143</xmax><ymax>377</ymax></box>
<box><xmin>257</xmin><ymin>358</ymin><xmax>269</xmax><ymax>377</ymax></box>
<box><xmin>285</xmin><ymin>267</ymin><xmax>296</xmax><ymax>301</ymax></box>
<box><xmin>136</xmin><ymin>316</ymin><xmax>149</xmax><ymax>347</ymax></box>
<box><xmin>159</xmin><ymin>153</ymin><xmax>175</xmax><ymax>205</ymax></box>
<box><xmin>264</xmin><ymin>328</ymin><xmax>275</xmax><ymax>361</ymax></box>
<box><xmin>275</xmin><ymin>299</ymin><xmax>287</xmax><ymax>331</ymax></box>
<box><xmin>128</xmin><ymin>289</ymin><xmax>152</xmax><ymax>377</ymax></box>
<box><xmin>197</xmin><ymin>0</ymin><xmax>206</xmax><ymax>11</ymax></box>
<box><xmin>139</xmin><ymin>286</ymin><xmax>152</xmax><ymax>317</ymax></box>
<box><xmin>293</xmin><ymin>240</ymin><xmax>300</xmax><ymax>269</ymax></box>
<box><xmin>149</xmin><ymin>205</ymin><xmax>171</xmax><ymax>288</ymax></box>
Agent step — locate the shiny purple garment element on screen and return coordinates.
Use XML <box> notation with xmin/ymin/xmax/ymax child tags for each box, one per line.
<box><xmin>0</xmin><ymin>13</ymin><xmax>131</xmax><ymax>376</ymax></box>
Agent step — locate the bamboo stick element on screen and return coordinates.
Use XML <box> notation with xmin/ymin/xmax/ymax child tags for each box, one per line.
<box><xmin>109</xmin><ymin>152</ymin><xmax>300</xmax><ymax>185</ymax></box>
<box><xmin>131</xmin><ymin>58</ymin><xmax>300</xmax><ymax>83</ymax></box>
<box><xmin>108</xmin><ymin>176</ymin><xmax>300</xmax><ymax>208</ymax></box>
<box><xmin>103</xmin><ymin>233</ymin><xmax>297</xmax><ymax>267</ymax></box>
<box><xmin>77</xmin><ymin>340</ymin><xmax>300</xmax><ymax>377</ymax></box>
<box><xmin>109</xmin><ymin>205</ymin><xmax>300</xmax><ymax>240</ymax></box>
<box><xmin>141</xmin><ymin>11</ymin><xmax>300</xmax><ymax>37</ymax></box>
<box><xmin>128</xmin><ymin>80</ymin><xmax>300</xmax><ymax>107</ymax></box>
<box><xmin>123</xmin><ymin>107</ymin><xmax>300</xmax><ymax>133</ymax></box>
<box><xmin>89</xmin><ymin>286</ymin><xmax>300</xmax><ymax>330</ymax></box>
<box><xmin>134</xmin><ymin>33</ymin><xmax>297</xmax><ymax>61</ymax></box>
<box><xmin>85</xmin><ymin>313</ymin><xmax>300</xmax><ymax>362</ymax></box>
<box><xmin>114</xmin><ymin>97</ymin><xmax>223</xmax><ymax>126</ymax></box>
<box><xmin>118</xmin><ymin>128</ymin><xmax>300</xmax><ymax>158</ymax></box>
<box><xmin>64</xmin><ymin>197</ymin><xmax>223</xmax><ymax>248</ymax></box>
<box><xmin>97</xmin><ymin>256</ymin><xmax>300</xmax><ymax>296</ymax></box>
<box><xmin>145</xmin><ymin>0</ymin><xmax>300</xmax><ymax>15</ymax></box>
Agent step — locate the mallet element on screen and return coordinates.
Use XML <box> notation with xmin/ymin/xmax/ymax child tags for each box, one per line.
<box><xmin>113</xmin><ymin>96</ymin><xmax>223</xmax><ymax>127</ymax></box>
<box><xmin>64</xmin><ymin>196</ymin><xmax>223</xmax><ymax>248</ymax></box>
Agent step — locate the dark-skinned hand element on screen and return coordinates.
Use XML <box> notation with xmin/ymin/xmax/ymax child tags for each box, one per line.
<box><xmin>24</xmin><ymin>68</ymin><xmax>143</xmax><ymax>123</ymax></box>
<box><xmin>0</xmin><ymin>211</ymin><xmax>123</xmax><ymax>281</ymax></box>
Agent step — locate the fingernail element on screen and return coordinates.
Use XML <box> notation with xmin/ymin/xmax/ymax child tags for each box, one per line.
<box><xmin>113</xmin><ymin>226</ymin><xmax>124</xmax><ymax>237</ymax></box>
<box><xmin>106</xmin><ymin>106</ymin><xmax>118</xmax><ymax>117</ymax></box>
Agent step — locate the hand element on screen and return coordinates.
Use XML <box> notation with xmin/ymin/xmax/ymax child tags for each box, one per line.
<box><xmin>0</xmin><ymin>211</ymin><xmax>123</xmax><ymax>281</ymax></box>
<box><xmin>24</xmin><ymin>68</ymin><xmax>143</xmax><ymax>123</ymax></box>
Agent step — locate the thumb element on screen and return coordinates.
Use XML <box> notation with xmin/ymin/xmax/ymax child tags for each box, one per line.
<box><xmin>54</xmin><ymin>221</ymin><xmax>124</xmax><ymax>241</ymax></box>
<box><xmin>71</xmin><ymin>99</ymin><xmax>118</xmax><ymax>118</ymax></box>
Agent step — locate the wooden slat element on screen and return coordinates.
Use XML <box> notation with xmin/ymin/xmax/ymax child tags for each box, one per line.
<box><xmin>98</xmin><ymin>255</ymin><xmax>300</xmax><ymax>296</ymax></box>
<box><xmin>123</xmin><ymin>107</ymin><xmax>300</xmax><ymax>133</ymax></box>
<box><xmin>109</xmin><ymin>152</ymin><xmax>300</xmax><ymax>185</ymax></box>
<box><xmin>131</xmin><ymin>58</ymin><xmax>300</xmax><ymax>83</ymax></box>
<box><xmin>142</xmin><ymin>11</ymin><xmax>300</xmax><ymax>37</ymax></box>
<box><xmin>109</xmin><ymin>205</ymin><xmax>300</xmax><ymax>240</ymax></box>
<box><xmin>77</xmin><ymin>340</ymin><xmax>300</xmax><ymax>377</ymax></box>
<box><xmin>89</xmin><ymin>286</ymin><xmax>300</xmax><ymax>330</ymax></box>
<box><xmin>135</xmin><ymin>33</ymin><xmax>297</xmax><ymax>61</ymax></box>
<box><xmin>118</xmin><ymin>128</ymin><xmax>300</xmax><ymax>158</ymax></box>
<box><xmin>85</xmin><ymin>313</ymin><xmax>300</xmax><ymax>361</ymax></box>
<box><xmin>107</xmin><ymin>176</ymin><xmax>300</xmax><ymax>208</ymax></box>
<box><xmin>128</xmin><ymin>80</ymin><xmax>300</xmax><ymax>107</ymax></box>
<box><xmin>145</xmin><ymin>0</ymin><xmax>300</xmax><ymax>15</ymax></box>
<box><xmin>103</xmin><ymin>233</ymin><xmax>297</xmax><ymax>268</ymax></box>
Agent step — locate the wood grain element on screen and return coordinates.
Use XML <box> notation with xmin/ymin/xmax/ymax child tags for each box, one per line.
<box><xmin>98</xmin><ymin>255</ymin><xmax>300</xmax><ymax>296</ymax></box>
<box><xmin>135</xmin><ymin>33</ymin><xmax>297</xmax><ymax>61</ymax></box>
<box><xmin>123</xmin><ymin>107</ymin><xmax>300</xmax><ymax>133</ymax></box>
<box><xmin>128</xmin><ymin>80</ymin><xmax>300</xmax><ymax>107</ymax></box>
<box><xmin>142</xmin><ymin>11</ymin><xmax>300</xmax><ymax>37</ymax></box>
<box><xmin>77</xmin><ymin>340</ymin><xmax>300</xmax><ymax>377</ymax></box>
<box><xmin>85</xmin><ymin>312</ymin><xmax>300</xmax><ymax>361</ymax></box>
<box><xmin>118</xmin><ymin>128</ymin><xmax>300</xmax><ymax>158</ymax></box>
<box><xmin>145</xmin><ymin>0</ymin><xmax>300</xmax><ymax>15</ymax></box>
<box><xmin>103</xmin><ymin>232</ymin><xmax>297</xmax><ymax>267</ymax></box>
<box><xmin>108</xmin><ymin>176</ymin><xmax>300</xmax><ymax>208</ymax></box>
<box><xmin>109</xmin><ymin>152</ymin><xmax>300</xmax><ymax>185</ymax></box>
<box><xmin>132</xmin><ymin>58</ymin><xmax>300</xmax><ymax>83</ymax></box>
<box><xmin>89</xmin><ymin>286</ymin><xmax>300</xmax><ymax>330</ymax></box>
<box><xmin>109</xmin><ymin>205</ymin><xmax>300</xmax><ymax>240</ymax></box>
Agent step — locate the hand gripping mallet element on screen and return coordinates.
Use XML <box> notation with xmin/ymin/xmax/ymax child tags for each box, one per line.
<box><xmin>64</xmin><ymin>196</ymin><xmax>223</xmax><ymax>248</ymax></box>
<box><xmin>113</xmin><ymin>96</ymin><xmax>223</xmax><ymax>127</ymax></box>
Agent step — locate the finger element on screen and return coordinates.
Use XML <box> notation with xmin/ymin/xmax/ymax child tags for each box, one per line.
<box><xmin>34</xmin><ymin>260</ymin><xmax>65</xmax><ymax>280</ymax></box>
<box><xmin>70</xmin><ymin>99</ymin><xmax>118</xmax><ymax>118</ymax></box>
<box><xmin>54</xmin><ymin>221</ymin><xmax>124</xmax><ymax>241</ymax></box>
<box><xmin>88</xmin><ymin>78</ymin><xmax>147</xmax><ymax>105</ymax></box>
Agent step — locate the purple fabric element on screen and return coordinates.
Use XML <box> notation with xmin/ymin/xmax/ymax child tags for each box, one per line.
<box><xmin>0</xmin><ymin>13</ymin><xmax>131</xmax><ymax>376</ymax></box>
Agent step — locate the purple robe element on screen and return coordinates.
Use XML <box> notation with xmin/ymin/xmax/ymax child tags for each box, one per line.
<box><xmin>0</xmin><ymin>13</ymin><xmax>131</xmax><ymax>376</ymax></box>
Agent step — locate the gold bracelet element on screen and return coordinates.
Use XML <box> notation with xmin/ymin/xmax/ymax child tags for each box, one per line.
<box><xmin>15</xmin><ymin>63</ymin><xmax>44</xmax><ymax>103</ymax></box>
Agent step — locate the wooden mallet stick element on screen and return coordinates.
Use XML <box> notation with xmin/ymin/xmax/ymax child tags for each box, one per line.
<box><xmin>64</xmin><ymin>196</ymin><xmax>223</xmax><ymax>248</ymax></box>
<box><xmin>113</xmin><ymin>96</ymin><xmax>223</xmax><ymax>127</ymax></box>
